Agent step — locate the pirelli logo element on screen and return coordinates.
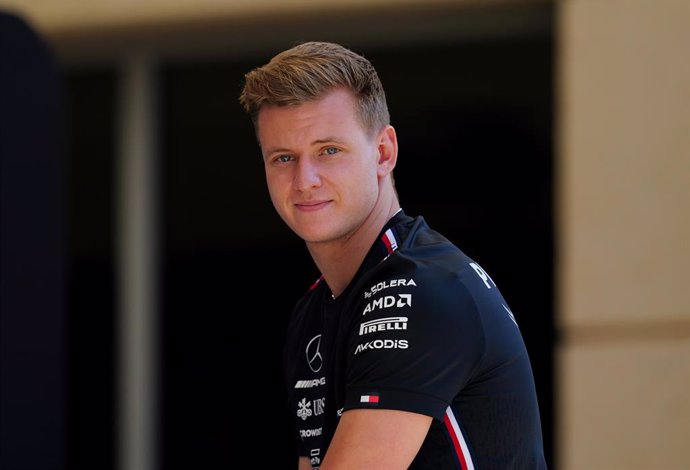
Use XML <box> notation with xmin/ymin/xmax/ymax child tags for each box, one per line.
<box><xmin>359</xmin><ymin>316</ymin><xmax>408</xmax><ymax>336</ymax></box>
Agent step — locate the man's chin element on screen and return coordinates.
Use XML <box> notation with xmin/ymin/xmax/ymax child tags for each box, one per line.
<box><xmin>298</xmin><ymin>228</ymin><xmax>340</xmax><ymax>245</ymax></box>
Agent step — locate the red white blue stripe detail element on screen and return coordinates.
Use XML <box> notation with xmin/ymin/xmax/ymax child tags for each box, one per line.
<box><xmin>308</xmin><ymin>224</ymin><xmax>399</xmax><ymax>293</ymax></box>
<box><xmin>382</xmin><ymin>228</ymin><xmax>398</xmax><ymax>253</ymax></box>
<box><xmin>444</xmin><ymin>406</ymin><xmax>475</xmax><ymax>470</ymax></box>
<box><xmin>360</xmin><ymin>393</ymin><xmax>380</xmax><ymax>403</ymax></box>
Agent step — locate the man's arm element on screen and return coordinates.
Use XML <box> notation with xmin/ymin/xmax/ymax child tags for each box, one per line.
<box><xmin>298</xmin><ymin>456</ymin><xmax>312</xmax><ymax>470</ymax></box>
<box><xmin>319</xmin><ymin>409</ymin><xmax>432</xmax><ymax>470</ymax></box>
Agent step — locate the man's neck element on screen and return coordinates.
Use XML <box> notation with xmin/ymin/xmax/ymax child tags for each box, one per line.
<box><xmin>308</xmin><ymin>198</ymin><xmax>400</xmax><ymax>299</ymax></box>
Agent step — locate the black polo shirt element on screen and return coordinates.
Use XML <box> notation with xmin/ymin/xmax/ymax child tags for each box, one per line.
<box><xmin>283</xmin><ymin>210</ymin><xmax>547</xmax><ymax>469</ymax></box>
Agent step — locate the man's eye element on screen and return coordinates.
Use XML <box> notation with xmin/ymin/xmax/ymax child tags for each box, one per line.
<box><xmin>276</xmin><ymin>155</ymin><xmax>292</xmax><ymax>163</ymax></box>
<box><xmin>323</xmin><ymin>147</ymin><xmax>339</xmax><ymax>156</ymax></box>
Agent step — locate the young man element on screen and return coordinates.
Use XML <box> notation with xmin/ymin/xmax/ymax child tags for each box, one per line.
<box><xmin>239</xmin><ymin>41</ymin><xmax>547</xmax><ymax>470</ymax></box>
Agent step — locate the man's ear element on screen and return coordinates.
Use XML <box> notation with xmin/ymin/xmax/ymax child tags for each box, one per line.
<box><xmin>377</xmin><ymin>125</ymin><xmax>398</xmax><ymax>177</ymax></box>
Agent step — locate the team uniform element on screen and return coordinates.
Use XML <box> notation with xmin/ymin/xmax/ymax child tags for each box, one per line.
<box><xmin>284</xmin><ymin>210</ymin><xmax>547</xmax><ymax>469</ymax></box>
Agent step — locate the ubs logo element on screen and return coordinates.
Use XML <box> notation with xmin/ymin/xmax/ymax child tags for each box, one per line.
<box><xmin>306</xmin><ymin>334</ymin><xmax>323</xmax><ymax>372</ymax></box>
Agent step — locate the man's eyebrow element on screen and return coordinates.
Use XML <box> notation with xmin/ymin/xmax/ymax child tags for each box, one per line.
<box><xmin>263</xmin><ymin>146</ymin><xmax>292</xmax><ymax>155</ymax></box>
<box><xmin>264</xmin><ymin>138</ymin><xmax>346</xmax><ymax>155</ymax></box>
<box><xmin>313</xmin><ymin>137</ymin><xmax>346</xmax><ymax>145</ymax></box>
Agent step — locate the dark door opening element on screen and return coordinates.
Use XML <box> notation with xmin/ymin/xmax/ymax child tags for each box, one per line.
<box><xmin>160</xmin><ymin>33</ymin><xmax>554</xmax><ymax>469</ymax></box>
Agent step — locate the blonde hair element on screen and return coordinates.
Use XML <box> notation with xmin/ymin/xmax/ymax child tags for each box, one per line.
<box><xmin>239</xmin><ymin>41</ymin><xmax>390</xmax><ymax>135</ymax></box>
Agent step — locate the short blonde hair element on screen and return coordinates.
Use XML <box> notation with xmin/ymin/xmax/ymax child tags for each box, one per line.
<box><xmin>239</xmin><ymin>41</ymin><xmax>390</xmax><ymax>135</ymax></box>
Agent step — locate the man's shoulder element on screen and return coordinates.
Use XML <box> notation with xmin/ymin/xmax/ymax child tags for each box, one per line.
<box><xmin>353</xmin><ymin>246</ymin><xmax>472</xmax><ymax>313</ymax></box>
<box><xmin>392</xmin><ymin>214</ymin><xmax>464</xmax><ymax>257</ymax></box>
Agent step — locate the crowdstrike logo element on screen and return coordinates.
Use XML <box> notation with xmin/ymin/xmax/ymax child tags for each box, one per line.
<box><xmin>306</xmin><ymin>334</ymin><xmax>323</xmax><ymax>372</ymax></box>
<box><xmin>299</xmin><ymin>427</ymin><xmax>323</xmax><ymax>438</ymax></box>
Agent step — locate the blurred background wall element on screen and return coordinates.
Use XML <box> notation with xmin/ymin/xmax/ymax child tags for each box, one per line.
<box><xmin>0</xmin><ymin>0</ymin><xmax>687</xmax><ymax>469</ymax></box>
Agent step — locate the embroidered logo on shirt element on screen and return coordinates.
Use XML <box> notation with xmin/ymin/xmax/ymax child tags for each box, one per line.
<box><xmin>360</xmin><ymin>393</ymin><xmax>380</xmax><ymax>404</ymax></box>
<box><xmin>297</xmin><ymin>398</ymin><xmax>313</xmax><ymax>420</ymax></box>
<box><xmin>306</xmin><ymin>334</ymin><xmax>323</xmax><ymax>372</ymax></box>
<box><xmin>354</xmin><ymin>339</ymin><xmax>409</xmax><ymax>355</ymax></box>
<box><xmin>362</xmin><ymin>294</ymin><xmax>412</xmax><ymax>315</ymax></box>
<box><xmin>359</xmin><ymin>316</ymin><xmax>408</xmax><ymax>336</ymax></box>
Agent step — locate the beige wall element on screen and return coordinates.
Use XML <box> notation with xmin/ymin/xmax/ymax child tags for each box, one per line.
<box><xmin>558</xmin><ymin>1</ymin><xmax>690</xmax><ymax>469</ymax></box>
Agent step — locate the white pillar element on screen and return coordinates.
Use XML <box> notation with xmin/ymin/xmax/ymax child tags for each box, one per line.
<box><xmin>117</xmin><ymin>53</ymin><xmax>159</xmax><ymax>470</ymax></box>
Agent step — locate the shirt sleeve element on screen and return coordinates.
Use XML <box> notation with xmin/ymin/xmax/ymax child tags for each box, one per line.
<box><xmin>342</xmin><ymin>264</ymin><xmax>486</xmax><ymax>421</ymax></box>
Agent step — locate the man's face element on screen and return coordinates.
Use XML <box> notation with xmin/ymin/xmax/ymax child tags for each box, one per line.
<box><xmin>256</xmin><ymin>88</ymin><xmax>382</xmax><ymax>244</ymax></box>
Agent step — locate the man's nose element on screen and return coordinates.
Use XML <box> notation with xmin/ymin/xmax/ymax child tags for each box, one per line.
<box><xmin>294</xmin><ymin>157</ymin><xmax>322</xmax><ymax>191</ymax></box>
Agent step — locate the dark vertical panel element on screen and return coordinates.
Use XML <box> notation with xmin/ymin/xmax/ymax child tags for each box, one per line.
<box><xmin>0</xmin><ymin>12</ymin><xmax>67</xmax><ymax>470</ymax></box>
<box><xmin>159</xmin><ymin>57</ymin><xmax>308</xmax><ymax>469</ymax></box>
<box><xmin>63</xmin><ymin>68</ymin><xmax>117</xmax><ymax>470</ymax></box>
